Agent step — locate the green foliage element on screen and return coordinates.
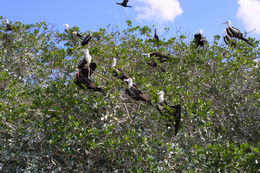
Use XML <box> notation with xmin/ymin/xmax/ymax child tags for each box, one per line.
<box><xmin>0</xmin><ymin>17</ymin><xmax>259</xmax><ymax>172</ymax></box>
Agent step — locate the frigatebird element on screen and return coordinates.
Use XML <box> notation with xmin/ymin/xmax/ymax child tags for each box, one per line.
<box><xmin>116</xmin><ymin>0</ymin><xmax>132</xmax><ymax>7</ymax></box>
<box><xmin>224</xmin><ymin>28</ymin><xmax>237</xmax><ymax>48</ymax></box>
<box><xmin>142</xmin><ymin>53</ymin><xmax>168</xmax><ymax>72</ymax></box>
<box><xmin>124</xmin><ymin>78</ymin><xmax>151</xmax><ymax>103</ymax></box>
<box><xmin>75</xmin><ymin>70</ymin><xmax>104</xmax><ymax>93</ymax></box>
<box><xmin>5</xmin><ymin>19</ymin><xmax>12</xmax><ymax>31</ymax></box>
<box><xmin>194</xmin><ymin>29</ymin><xmax>207</xmax><ymax>47</ymax></box>
<box><xmin>156</xmin><ymin>91</ymin><xmax>181</xmax><ymax>136</ymax></box>
<box><xmin>63</xmin><ymin>24</ymin><xmax>83</xmax><ymax>44</ymax></box>
<box><xmin>112</xmin><ymin>58</ymin><xmax>137</xmax><ymax>87</ymax></box>
<box><xmin>154</xmin><ymin>29</ymin><xmax>159</xmax><ymax>42</ymax></box>
<box><xmin>112</xmin><ymin>58</ymin><xmax>130</xmax><ymax>81</ymax></box>
<box><xmin>223</xmin><ymin>20</ymin><xmax>252</xmax><ymax>46</ymax></box>
<box><xmin>78</xmin><ymin>49</ymin><xmax>96</xmax><ymax>78</ymax></box>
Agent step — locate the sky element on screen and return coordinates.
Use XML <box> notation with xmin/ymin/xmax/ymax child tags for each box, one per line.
<box><xmin>1</xmin><ymin>0</ymin><xmax>260</xmax><ymax>42</ymax></box>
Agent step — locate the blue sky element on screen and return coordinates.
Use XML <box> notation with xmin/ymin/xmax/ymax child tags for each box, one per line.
<box><xmin>1</xmin><ymin>0</ymin><xmax>260</xmax><ymax>42</ymax></box>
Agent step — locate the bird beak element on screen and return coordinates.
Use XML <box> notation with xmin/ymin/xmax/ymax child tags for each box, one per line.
<box><xmin>222</xmin><ymin>21</ymin><xmax>227</xmax><ymax>24</ymax></box>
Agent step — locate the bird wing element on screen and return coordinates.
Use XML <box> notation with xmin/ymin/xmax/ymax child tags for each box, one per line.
<box><xmin>78</xmin><ymin>58</ymin><xmax>87</xmax><ymax>69</ymax></box>
<box><xmin>170</xmin><ymin>104</ymin><xmax>181</xmax><ymax>135</ymax></box>
<box><xmin>81</xmin><ymin>36</ymin><xmax>92</xmax><ymax>46</ymax></box>
<box><xmin>122</xmin><ymin>0</ymin><xmax>129</xmax><ymax>6</ymax></box>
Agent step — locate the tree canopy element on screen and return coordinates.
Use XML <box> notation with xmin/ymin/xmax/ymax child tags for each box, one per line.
<box><xmin>0</xmin><ymin>17</ymin><xmax>259</xmax><ymax>172</ymax></box>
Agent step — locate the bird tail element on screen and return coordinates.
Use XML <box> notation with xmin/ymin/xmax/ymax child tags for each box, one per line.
<box><xmin>240</xmin><ymin>37</ymin><xmax>252</xmax><ymax>46</ymax></box>
<box><xmin>96</xmin><ymin>87</ymin><xmax>105</xmax><ymax>94</ymax></box>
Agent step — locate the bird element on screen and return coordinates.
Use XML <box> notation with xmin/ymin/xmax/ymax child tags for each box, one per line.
<box><xmin>5</xmin><ymin>19</ymin><xmax>12</xmax><ymax>31</ymax></box>
<box><xmin>112</xmin><ymin>58</ymin><xmax>130</xmax><ymax>81</ymax></box>
<box><xmin>63</xmin><ymin>24</ymin><xmax>83</xmax><ymax>44</ymax></box>
<box><xmin>124</xmin><ymin>78</ymin><xmax>151</xmax><ymax>103</ymax></box>
<box><xmin>116</xmin><ymin>0</ymin><xmax>132</xmax><ymax>7</ymax></box>
<box><xmin>75</xmin><ymin>70</ymin><xmax>104</xmax><ymax>93</ymax></box>
<box><xmin>154</xmin><ymin>29</ymin><xmax>159</xmax><ymax>42</ymax></box>
<box><xmin>81</xmin><ymin>32</ymin><xmax>93</xmax><ymax>46</ymax></box>
<box><xmin>111</xmin><ymin>58</ymin><xmax>137</xmax><ymax>87</ymax></box>
<box><xmin>194</xmin><ymin>29</ymin><xmax>207</xmax><ymax>47</ymax></box>
<box><xmin>156</xmin><ymin>91</ymin><xmax>181</xmax><ymax>136</ymax></box>
<box><xmin>224</xmin><ymin>29</ymin><xmax>237</xmax><ymax>48</ymax></box>
<box><xmin>142</xmin><ymin>53</ymin><xmax>168</xmax><ymax>72</ymax></box>
<box><xmin>223</xmin><ymin>20</ymin><xmax>252</xmax><ymax>46</ymax></box>
<box><xmin>78</xmin><ymin>49</ymin><xmax>96</xmax><ymax>78</ymax></box>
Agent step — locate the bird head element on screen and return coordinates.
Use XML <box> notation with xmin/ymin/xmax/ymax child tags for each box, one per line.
<box><xmin>199</xmin><ymin>29</ymin><xmax>203</xmax><ymax>35</ymax></box>
<box><xmin>112</xmin><ymin>58</ymin><xmax>117</xmax><ymax>68</ymax></box>
<box><xmin>124</xmin><ymin>78</ymin><xmax>133</xmax><ymax>88</ymax></box>
<box><xmin>157</xmin><ymin>91</ymin><xmax>164</xmax><ymax>102</ymax></box>
<box><xmin>223</xmin><ymin>20</ymin><xmax>231</xmax><ymax>27</ymax></box>
<box><xmin>5</xmin><ymin>19</ymin><xmax>9</xmax><ymax>24</ymax></box>
<box><xmin>63</xmin><ymin>24</ymin><xmax>70</xmax><ymax>30</ymax></box>
<box><xmin>142</xmin><ymin>53</ymin><xmax>150</xmax><ymax>58</ymax></box>
<box><xmin>84</xmin><ymin>48</ymin><xmax>91</xmax><ymax>64</ymax></box>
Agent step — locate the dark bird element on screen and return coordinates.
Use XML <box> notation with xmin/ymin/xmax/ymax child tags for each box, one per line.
<box><xmin>124</xmin><ymin>78</ymin><xmax>151</xmax><ymax>103</ymax></box>
<box><xmin>75</xmin><ymin>70</ymin><xmax>104</xmax><ymax>93</ymax></box>
<box><xmin>116</xmin><ymin>0</ymin><xmax>132</xmax><ymax>7</ymax></box>
<box><xmin>78</xmin><ymin>49</ymin><xmax>96</xmax><ymax>78</ymax></box>
<box><xmin>63</xmin><ymin>24</ymin><xmax>83</xmax><ymax>44</ymax></box>
<box><xmin>142</xmin><ymin>53</ymin><xmax>167</xmax><ymax>72</ymax></box>
<box><xmin>5</xmin><ymin>19</ymin><xmax>12</xmax><ymax>31</ymax></box>
<box><xmin>156</xmin><ymin>91</ymin><xmax>181</xmax><ymax>136</ymax></box>
<box><xmin>194</xmin><ymin>29</ymin><xmax>207</xmax><ymax>47</ymax></box>
<box><xmin>223</xmin><ymin>20</ymin><xmax>252</xmax><ymax>46</ymax></box>
<box><xmin>224</xmin><ymin>28</ymin><xmax>237</xmax><ymax>48</ymax></box>
<box><xmin>112</xmin><ymin>58</ymin><xmax>137</xmax><ymax>87</ymax></box>
<box><xmin>154</xmin><ymin>29</ymin><xmax>159</xmax><ymax>42</ymax></box>
<box><xmin>81</xmin><ymin>33</ymin><xmax>93</xmax><ymax>46</ymax></box>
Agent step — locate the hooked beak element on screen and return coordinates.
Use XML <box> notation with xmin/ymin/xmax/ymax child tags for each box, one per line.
<box><xmin>222</xmin><ymin>21</ymin><xmax>228</xmax><ymax>24</ymax></box>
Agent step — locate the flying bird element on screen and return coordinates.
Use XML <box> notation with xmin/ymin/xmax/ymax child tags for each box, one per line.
<box><xmin>78</xmin><ymin>49</ymin><xmax>97</xmax><ymax>78</ymax></box>
<box><xmin>5</xmin><ymin>19</ymin><xmax>12</xmax><ymax>31</ymax></box>
<box><xmin>124</xmin><ymin>78</ymin><xmax>151</xmax><ymax>103</ymax></box>
<box><xmin>75</xmin><ymin>70</ymin><xmax>104</xmax><ymax>93</ymax></box>
<box><xmin>156</xmin><ymin>91</ymin><xmax>181</xmax><ymax>136</ymax></box>
<box><xmin>116</xmin><ymin>0</ymin><xmax>132</xmax><ymax>7</ymax></box>
<box><xmin>223</xmin><ymin>20</ymin><xmax>252</xmax><ymax>46</ymax></box>
<box><xmin>194</xmin><ymin>29</ymin><xmax>207</xmax><ymax>47</ymax></box>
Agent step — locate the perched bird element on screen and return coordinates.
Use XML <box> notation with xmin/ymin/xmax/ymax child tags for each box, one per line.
<box><xmin>142</xmin><ymin>53</ymin><xmax>168</xmax><ymax>72</ymax></box>
<box><xmin>63</xmin><ymin>24</ymin><xmax>83</xmax><ymax>44</ymax></box>
<box><xmin>156</xmin><ymin>91</ymin><xmax>181</xmax><ymax>136</ymax></box>
<box><xmin>194</xmin><ymin>29</ymin><xmax>207</xmax><ymax>47</ymax></box>
<box><xmin>224</xmin><ymin>28</ymin><xmax>237</xmax><ymax>48</ymax></box>
<box><xmin>78</xmin><ymin>49</ymin><xmax>96</xmax><ymax>78</ymax></box>
<box><xmin>112</xmin><ymin>58</ymin><xmax>137</xmax><ymax>87</ymax></box>
<box><xmin>5</xmin><ymin>19</ymin><xmax>12</xmax><ymax>31</ymax></box>
<box><xmin>223</xmin><ymin>20</ymin><xmax>252</xmax><ymax>46</ymax></box>
<box><xmin>154</xmin><ymin>29</ymin><xmax>159</xmax><ymax>42</ymax></box>
<box><xmin>116</xmin><ymin>0</ymin><xmax>132</xmax><ymax>7</ymax></box>
<box><xmin>75</xmin><ymin>70</ymin><xmax>104</xmax><ymax>93</ymax></box>
<box><xmin>112</xmin><ymin>58</ymin><xmax>130</xmax><ymax>81</ymax></box>
<box><xmin>124</xmin><ymin>78</ymin><xmax>151</xmax><ymax>103</ymax></box>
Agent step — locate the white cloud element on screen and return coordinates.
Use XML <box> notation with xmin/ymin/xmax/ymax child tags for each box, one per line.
<box><xmin>134</xmin><ymin>0</ymin><xmax>183</xmax><ymax>24</ymax></box>
<box><xmin>237</xmin><ymin>0</ymin><xmax>260</xmax><ymax>36</ymax></box>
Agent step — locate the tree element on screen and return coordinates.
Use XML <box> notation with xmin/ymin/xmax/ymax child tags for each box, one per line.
<box><xmin>0</xmin><ymin>17</ymin><xmax>259</xmax><ymax>172</ymax></box>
